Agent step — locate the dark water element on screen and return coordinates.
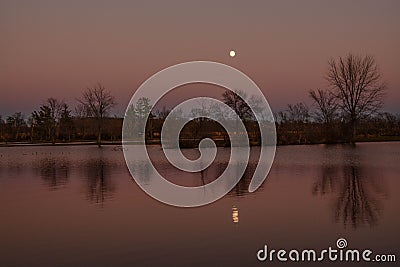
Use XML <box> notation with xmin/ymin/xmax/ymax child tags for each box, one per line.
<box><xmin>0</xmin><ymin>143</ymin><xmax>399</xmax><ymax>267</ymax></box>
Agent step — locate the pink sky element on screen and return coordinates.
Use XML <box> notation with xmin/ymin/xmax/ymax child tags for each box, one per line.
<box><xmin>1</xmin><ymin>0</ymin><xmax>399</xmax><ymax>117</ymax></box>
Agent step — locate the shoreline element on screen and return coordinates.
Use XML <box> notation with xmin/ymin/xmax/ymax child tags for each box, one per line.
<box><xmin>1</xmin><ymin>137</ymin><xmax>399</xmax><ymax>148</ymax></box>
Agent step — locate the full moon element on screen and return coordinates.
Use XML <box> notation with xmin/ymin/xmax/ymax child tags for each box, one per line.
<box><xmin>229</xmin><ymin>50</ymin><xmax>236</xmax><ymax>57</ymax></box>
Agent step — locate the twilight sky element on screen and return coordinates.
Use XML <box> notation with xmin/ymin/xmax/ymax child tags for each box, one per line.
<box><xmin>1</xmin><ymin>0</ymin><xmax>399</xmax><ymax>117</ymax></box>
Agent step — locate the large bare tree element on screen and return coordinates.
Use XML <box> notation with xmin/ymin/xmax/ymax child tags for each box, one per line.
<box><xmin>78</xmin><ymin>83</ymin><xmax>116</xmax><ymax>147</ymax></box>
<box><xmin>326</xmin><ymin>54</ymin><xmax>386</xmax><ymax>142</ymax></box>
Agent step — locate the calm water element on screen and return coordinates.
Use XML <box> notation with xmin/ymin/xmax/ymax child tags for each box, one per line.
<box><xmin>0</xmin><ymin>143</ymin><xmax>399</xmax><ymax>267</ymax></box>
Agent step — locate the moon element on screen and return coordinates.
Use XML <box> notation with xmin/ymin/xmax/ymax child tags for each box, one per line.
<box><xmin>229</xmin><ymin>50</ymin><xmax>236</xmax><ymax>57</ymax></box>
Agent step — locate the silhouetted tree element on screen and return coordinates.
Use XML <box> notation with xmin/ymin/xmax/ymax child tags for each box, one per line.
<box><xmin>46</xmin><ymin>98</ymin><xmax>64</xmax><ymax>142</ymax></box>
<box><xmin>124</xmin><ymin>98</ymin><xmax>155</xmax><ymax>140</ymax></box>
<box><xmin>277</xmin><ymin>103</ymin><xmax>310</xmax><ymax>144</ymax></box>
<box><xmin>188</xmin><ymin>100</ymin><xmax>209</xmax><ymax>141</ymax></box>
<box><xmin>326</xmin><ymin>54</ymin><xmax>386</xmax><ymax>142</ymax></box>
<box><xmin>277</xmin><ymin>111</ymin><xmax>288</xmax><ymax>123</ymax></box>
<box><xmin>222</xmin><ymin>90</ymin><xmax>253</xmax><ymax>121</ymax></box>
<box><xmin>124</xmin><ymin>103</ymin><xmax>138</xmax><ymax>139</ymax></box>
<box><xmin>6</xmin><ymin>112</ymin><xmax>26</xmax><ymax>142</ymax></box>
<box><xmin>135</xmin><ymin>97</ymin><xmax>153</xmax><ymax>138</ymax></box>
<box><xmin>74</xmin><ymin>103</ymin><xmax>90</xmax><ymax>118</ymax></box>
<box><xmin>309</xmin><ymin>89</ymin><xmax>339</xmax><ymax>142</ymax></box>
<box><xmin>309</xmin><ymin>89</ymin><xmax>338</xmax><ymax>124</ymax></box>
<box><xmin>59</xmin><ymin>103</ymin><xmax>74</xmax><ymax>141</ymax></box>
<box><xmin>73</xmin><ymin>103</ymin><xmax>91</xmax><ymax>139</ymax></box>
<box><xmin>78</xmin><ymin>83</ymin><xmax>116</xmax><ymax>147</ymax></box>
<box><xmin>208</xmin><ymin>102</ymin><xmax>226</xmax><ymax>121</ymax></box>
<box><xmin>31</xmin><ymin>98</ymin><xmax>66</xmax><ymax>142</ymax></box>
<box><xmin>380</xmin><ymin>112</ymin><xmax>398</xmax><ymax>135</ymax></box>
<box><xmin>32</xmin><ymin>105</ymin><xmax>52</xmax><ymax>141</ymax></box>
<box><xmin>286</xmin><ymin>102</ymin><xmax>309</xmax><ymax>123</ymax></box>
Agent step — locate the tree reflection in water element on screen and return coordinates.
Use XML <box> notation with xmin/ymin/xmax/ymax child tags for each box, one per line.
<box><xmin>37</xmin><ymin>158</ymin><xmax>69</xmax><ymax>190</ymax></box>
<box><xmin>217</xmin><ymin>161</ymin><xmax>257</xmax><ymax>197</ymax></box>
<box><xmin>313</xmin><ymin>147</ymin><xmax>387</xmax><ymax>228</ymax></box>
<box><xmin>84</xmin><ymin>158</ymin><xmax>115</xmax><ymax>207</ymax></box>
<box><xmin>312</xmin><ymin>165</ymin><xmax>339</xmax><ymax>196</ymax></box>
<box><xmin>334</xmin><ymin>164</ymin><xmax>383</xmax><ymax>228</ymax></box>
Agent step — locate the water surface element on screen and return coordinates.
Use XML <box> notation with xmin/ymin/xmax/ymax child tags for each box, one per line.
<box><xmin>0</xmin><ymin>143</ymin><xmax>399</xmax><ymax>267</ymax></box>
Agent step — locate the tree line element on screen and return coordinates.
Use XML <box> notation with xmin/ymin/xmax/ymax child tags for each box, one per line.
<box><xmin>0</xmin><ymin>84</ymin><xmax>116</xmax><ymax>147</ymax></box>
<box><xmin>1</xmin><ymin>54</ymin><xmax>399</xmax><ymax>146</ymax></box>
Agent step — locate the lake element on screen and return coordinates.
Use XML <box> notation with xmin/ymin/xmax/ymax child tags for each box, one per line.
<box><xmin>0</xmin><ymin>142</ymin><xmax>399</xmax><ymax>267</ymax></box>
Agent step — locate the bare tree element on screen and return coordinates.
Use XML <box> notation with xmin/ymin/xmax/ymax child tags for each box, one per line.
<box><xmin>74</xmin><ymin>103</ymin><xmax>90</xmax><ymax>118</ymax></box>
<box><xmin>309</xmin><ymin>89</ymin><xmax>339</xmax><ymax>142</ymax></box>
<box><xmin>278</xmin><ymin>103</ymin><xmax>310</xmax><ymax>144</ymax></box>
<box><xmin>309</xmin><ymin>89</ymin><xmax>338</xmax><ymax>124</ymax></box>
<box><xmin>326</xmin><ymin>54</ymin><xmax>386</xmax><ymax>142</ymax></box>
<box><xmin>222</xmin><ymin>89</ymin><xmax>253</xmax><ymax>121</ymax></box>
<box><xmin>78</xmin><ymin>83</ymin><xmax>116</xmax><ymax>147</ymax></box>
<box><xmin>286</xmin><ymin>102</ymin><xmax>309</xmax><ymax>123</ymax></box>
<box><xmin>59</xmin><ymin>103</ymin><xmax>74</xmax><ymax>141</ymax></box>
<box><xmin>135</xmin><ymin>97</ymin><xmax>152</xmax><ymax>120</ymax></box>
<box><xmin>46</xmin><ymin>98</ymin><xmax>63</xmax><ymax>143</ymax></box>
<box><xmin>189</xmin><ymin>100</ymin><xmax>209</xmax><ymax>142</ymax></box>
<box><xmin>31</xmin><ymin>98</ymin><xmax>67</xmax><ymax>143</ymax></box>
<box><xmin>277</xmin><ymin>111</ymin><xmax>288</xmax><ymax>124</ymax></box>
<box><xmin>135</xmin><ymin>97</ymin><xmax>153</xmax><ymax>138</ymax></box>
<box><xmin>6</xmin><ymin>112</ymin><xmax>26</xmax><ymax>142</ymax></box>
